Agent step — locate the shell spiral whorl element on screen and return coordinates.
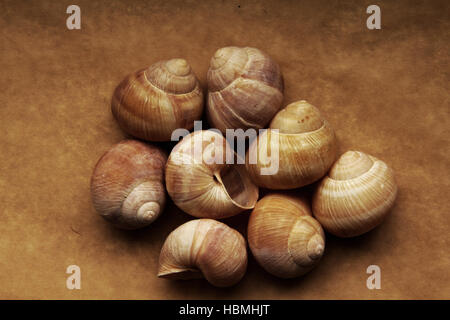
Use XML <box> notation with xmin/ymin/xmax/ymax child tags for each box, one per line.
<box><xmin>90</xmin><ymin>140</ymin><xmax>167</xmax><ymax>229</ymax></box>
<box><xmin>165</xmin><ymin>130</ymin><xmax>259</xmax><ymax>219</ymax></box>
<box><xmin>248</xmin><ymin>194</ymin><xmax>325</xmax><ymax>278</ymax></box>
<box><xmin>112</xmin><ymin>59</ymin><xmax>204</xmax><ymax>142</ymax></box>
<box><xmin>158</xmin><ymin>219</ymin><xmax>248</xmax><ymax>287</ymax></box>
<box><xmin>246</xmin><ymin>100</ymin><xmax>337</xmax><ymax>190</ymax></box>
<box><xmin>207</xmin><ymin>46</ymin><xmax>284</xmax><ymax>132</ymax></box>
<box><xmin>313</xmin><ymin>151</ymin><xmax>398</xmax><ymax>237</ymax></box>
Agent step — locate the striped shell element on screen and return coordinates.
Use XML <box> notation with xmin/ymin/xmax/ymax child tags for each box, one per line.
<box><xmin>248</xmin><ymin>194</ymin><xmax>325</xmax><ymax>278</ymax></box>
<box><xmin>312</xmin><ymin>151</ymin><xmax>398</xmax><ymax>237</ymax></box>
<box><xmin>90</xmin><ymin>140</ymin><xmax>167</xmax><ymax>229</ymax></box>
<box><xmin>207</xmin><ymin>47</ymin><xmax>284</xmax><ymax>132</ymax></box>
<box><xmin>112</xmin><ymin>59</ymin><xmax>204</xmax><ymax>141</ymax></box>
<box><xmin>165</xmin><ymin>130</ymin><xmax>259</xmax><ymax>219</ymax></box>
<box><xmin>246</xmin><ymin>100</ymin><xmax>337</xmax><ymax>189</ymax></box>
<box><xmin>158</xmin><ymin>219</ymin><xmax>247</xmax><ymax>287</ymax></box>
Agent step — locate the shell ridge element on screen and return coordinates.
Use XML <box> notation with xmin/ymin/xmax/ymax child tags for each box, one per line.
<box><xmin>242</xmin><ymin>47</ymin><xmax>283</xmax><ymax>92</ymax></box>
<box><xmin>214</xmin><ymin>78</ymin><xmax>283</xmax><ymax>126</ymax></box>
<box><xmin>119</xmin><ymin>180</ymin><xmax>163</xmax><ymax>224</ymax></box>
<box><xmin>273</xmin><ymin>122</ymin><xmax>327</xmax><ymax>138</ymax></box>
<box><xmin>287</xmin><ymin>216</ymin><xmax>322</xmax><ymax>267</ymax></box>
<box><xmin>327</xmin><ymin>159</ymin><xmax>384</xmax><ymax>183</ymax></box>
<box><xmin>190</xmin><ymin>220</ymin><xmax>204</xmax><ymax>268</ymax></box>
<box><xmin>317</xmin><ymin>166</ymin><xmax>396</xmax><ymax>224</ymax></box>
<box><xmin>209</xmin><ymin>91</ymin><xmax>262</xmax><ymax>129</ymax></box>
<box><xmin>208</xmin><ymin>50</ymin><xmax>251</xmax><ymax>93</ymax></box>
<box><xmin>114</xmin><ymin>73</ymin><xmax>139</xmax><ymax>115</ymax></box>
<box><xmin>171</xmin><ymin>181</ymin><xmax>218</xmax><ymax>205</ymax></box>
<box><xmin>144</xmin><ymin>66</ymin><xmax>197</xmax><ymax>96</ymax></box>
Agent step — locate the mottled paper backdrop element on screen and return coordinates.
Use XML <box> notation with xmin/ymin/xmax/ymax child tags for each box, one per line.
<box><xmin>0</xmin><ymin>0</ymin><xmax>449</xmax><ymax>299</ymax></box>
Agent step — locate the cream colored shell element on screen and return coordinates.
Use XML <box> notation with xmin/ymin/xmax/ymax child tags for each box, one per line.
<box><xmin>158</xmin><ymin>219</ymin><xmax>247</xmax><ymax>287</ymax></box>
<box><xmin>207</xmin><ymin>46</ymin><xmax>284</xmax><ymax>132</ymax></box>
<box><xmin>312</xmin><ymin>150</ymin><xmax>398</xmax><ymax>237</ymax></box>
<box><xmin>248</xmin><ymin>194</ymin><xmax>325</xmax><ymax>278</ymax></box>
<box><xmin>165</xmin><ymin>130</ymin><xmax>259</xmax><ymax>219</ymax></box>
<box><xmin>112</xmin><ymin>59</ymin><xmax>204</xmax><ymax>141</ymax></box>
<box><xmin>90</xmin><ymin>140</ymin><xmax>167</xmax><ymax>229</ymax></box>
<box><xmin>246</xmin><ymin>100</ymin><xmax>337</xmax><ymax>189</ymax></box>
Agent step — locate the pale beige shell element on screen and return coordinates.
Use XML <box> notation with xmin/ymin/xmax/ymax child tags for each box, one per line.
<box><xmin>248</xmin><ymin>194</ymin><xmax>325</xmax><ymax>278</ymax></box>
<box><xmin>90</xmin><ymin>140</ymin><xmax>167</xmax><ymax>229</ymax></box>
<box><xmin>158</xmin><ymin>219</ymin><xmax>247</xmax><ymax>287</ymax></box>
<box><xmin>112</xmin><ymin>59</ymin><xmax>204</xmax><ymax>141</ymax></box>
<box><xmin>246</xmin><ymin>100</ymin><xmax>337</xmax><ymax>189</ymax></box>
<box><xmin>207</xmin><ymin>46</ymin><xmax>284</xmax><ymax>133</ymax></box>
<box><xmin>312</xmin><ymin>150</ymin><xmax>398</xmax><ymax>237</ymax></box>
<box><xmin>165</xmin><ymin>130</ymin><xmax>259</xmax><ymax>219</ymax></box>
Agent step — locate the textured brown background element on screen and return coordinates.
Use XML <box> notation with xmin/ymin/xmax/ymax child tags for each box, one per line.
<box><xmin>0</xmin><ymin>0</ymin><xmax>449</xmax><ymax>299</ymax></box>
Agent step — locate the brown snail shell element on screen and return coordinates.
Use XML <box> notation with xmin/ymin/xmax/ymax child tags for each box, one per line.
<box><xmin>207</xmin><ymin>46</ymin><xmax>284</xmax><ymax>132</ymax></box>
<box><xmin>112</xmin><ymin>59</ymin><xmax>204</xmax><ymax>141</ymax></box>
<box><xmin>158</xmin><ymin>219</ymin><xmax>247</xmax><ymax>287</ymax></box>
<box><xmin>248</xmin><ymin>194</ymin><xmax>325</xmax><ymax>278</ymax></box>
<box><xmin>90</xmin><ymin>140</ymin><xmax>167</xmax><ymax>229</ymax></box>
<box><xmin>165</xmin><ymin>130</ymin><xmax>259</xmax><ymax>219</ymax></box>
<box><xmin>312</xmin><ymin>150</ymin><xmax>398</xmax><ymax>237</ymax></box>
<box><xmin>246</xmin><ymin>100</ymin><xmax>337</xmax><ymax>189</ymax></box>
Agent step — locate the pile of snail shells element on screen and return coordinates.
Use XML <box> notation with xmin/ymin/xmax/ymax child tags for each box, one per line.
<box><xmin>90</xmin><ymin>46</ymin><xmax>398</xmax><ymax>287</ymax></box>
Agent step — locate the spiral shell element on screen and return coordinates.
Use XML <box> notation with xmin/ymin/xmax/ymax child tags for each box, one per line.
<box><xmin>312</xmin><ymin>151</ymin><xmax>398</xmax><ymax>237</ymax></box>
<box><xmin>112</xmin><ymin>59</ymin><xmax>204</xmax><ymax>141</ymax></box>
<box><xmin>158</xmin><ymin>219</ymin><xmax>247</xmax><ymax>287</ymax></box>
<box><xmin>246</xmin><ymin>100</ymin><xmax>337</xmax><ymax>189</ymax></box>
<box><xmin>248</xmin><ymin>194</ymin><xmax>325</xmax><ymax>278</ymax></box>
<box><xmin>90</xmin><ymin>140</ymin><xmax>167</xmax><ymax>229</ymax></box>
<box><xmin>207</xmin><ymin>46</ymin><xmax>284</xmax><ymax>132</ymax></box>
<box><xmin>165</xmin><ymin>130</ymin><xmax>259</xmax><ymax>219</ymax></box>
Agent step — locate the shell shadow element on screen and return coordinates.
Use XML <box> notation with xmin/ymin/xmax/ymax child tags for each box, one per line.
<box><xmin>94</xmin><ymin>176</ymin><xmax>399</xmax><ymax>296</ymax></box>
<box><xmin>99</xmin><ymin>198</ymin><xmax>191</xmax><ymax>245</ymax></box>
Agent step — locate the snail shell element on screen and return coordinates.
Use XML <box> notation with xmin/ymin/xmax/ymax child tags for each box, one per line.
<box><xmin>90</xmin><ymin>140</ymin><xmax>167</xmax><ymax>229</ymax></box>
<box><xmin>158</xmin><ymin>219</ymin><xmax>247</xmax><ymax>287</ymax></box>
<box><xmin>165</xmin><ymin>130</ymin><xmax>259</xmax><ymax>219</ymax></box>
<box><xmin>207</xmin><ymin>46</ymin><xmax>284</xmax><ymax>132</ymax></box>
<box><xmin>112</xmin><ymin>59</ymin><xmax>204</xmax><ymax>141</ymax></box>
<box><xmin>248</xmin><ymin>194</ymin><xmax>325</xmax><ymax>278</ymax></box>
<box><xmin>312</xmin><ymin>150</ymin><xmax>398</xmax><ymax>237</ymax></box>
<box><xmin>246</xmin><ymin>100</ymin><xmax>337</xmax><ymax>189</ymax></box>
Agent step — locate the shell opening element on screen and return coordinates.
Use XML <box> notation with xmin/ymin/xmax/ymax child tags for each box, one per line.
<box><xmin>157</xmin><ymin>268</ymin><xmax>203</xmax><ymax>280</ymax></box>
<box><xmin>217</xmin><ymin>165</ymin><xmax>258</xmax><ymax>209</ymax></box>
<box><xmin>158</xmin><ymin>219</ymin><xmax>247</xmax><ymax>287</ymax></box>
